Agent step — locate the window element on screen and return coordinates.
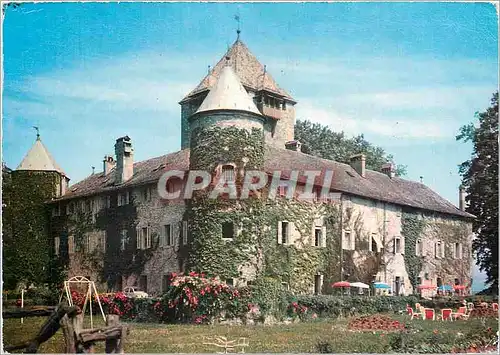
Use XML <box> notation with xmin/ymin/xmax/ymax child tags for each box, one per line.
<box><xmin>120</xmin><ymin>230</ymin><xmax>128</xmax><ymax>251</ymax></box>
<box><xmin>454</xmin><ymin>278</ymin><xmax>460</xmax><ymax>285</ymax></box>
<box><xmin>437</xmin><ymin>277</ymin><xmax>443</xmax><ymax>287</ymax></box>
<box><xmin>424</xmin><ymin>273</ymin><xmax>429</xmax><ymax>280</ymax></box>
<box><xmin>416</xmin><ymin>239</ymin><xmax>423</xmax><ymax>256</ymax></box>
<box><xmin>68</xmin><ymin>235</ymin><xmax>75</xmax><ymax>254</ymax></box>
<box><xmin>278</xmin><ymin>185</ymin><xmax>287</xmax><ymax>197</ymax></box>
<box><xmin>106</xmin><ymin>196</ymin><xmax>111</xmax><ymax>208</ymax></box>
<box><xmin>84</xmin><ymin>234</ymin><xmax>91</xmax><ymax>253</ymax></box>
<box><xmin>226</xmin><ymin>278</ymin><xmax>234</xmax><ymax>287</ymax></box>
<box><xmin>342</xmin><ymin>230</ymin><xmax>354</xmax><ymax>250</ymax></box>
<box><xmin>221</xmin><ymin>165</ymin><xmax>235</xmax><ymax>183</ymax></box>
<box><xmin>277</xmin><ymin>221</ymin><xmax>291</xmax><ymax>245</ymax></box>
<box><xmin>417</xmin><ymin>277</ymin><xmax>422</xmax><ymax>285</ymax></box>
<box><xmin>143</xmin><ymin>186</ymin><xmax>152</xmax><ymax>202</ymax></box>
<box><xmin>182</xmin><ymin>221</ymin><xmax>188</xmax><ymax>245</ymax></box>
<box><xmin>54</xmin><ymin>237</ymin><xmax>60</xmax><ymax>256</ymax></box>
<box><xmin>314</xmin><ymin>228</ymin><xmax>322</xmax><ymax>247</ymax></box>
<box><xmin>435</xmin><ymin>241</ymin><xmax>444</xmax><ymax>259</ymax></box>
<box><xmin>118</xmin><ymin>192</ymin><xmax>130</xmax><ymax>206</ymax></box>
<box><xmin>393</xmin><ymin>237</ymin><xmax>401</xmax><ymax>254</ymax></box>
<box><xmin>454</xmin><ymin>243</ymin><xmax>462</xmax><ymax>259</ymax></box>
<box><xmin>142</xmin><ymin>227</ymin><xmax>151</xmax><ymax>249</ymax></box>
<box><xmin>52</xmin><ymin>204</ymin><xmax>61</xmax><ymax>217</ymax></box>
<box><xmin>99</xmin><ymin>232</ymin><xmax>106</xmax><ymax>253</ymax></box>
<box><xmin>222</xmin><ymin>222</ymin><xmax>234</xmax><ymax>240</ymax></box>
<box><xmin>370</xmin><ymin>235</ymin><xmax>378</xmax><ymax>252</ymax></box>
<box><xmin>162</xmin><ymin>224</ymin><xmax>172</xmax><ymax>246</ymax></box>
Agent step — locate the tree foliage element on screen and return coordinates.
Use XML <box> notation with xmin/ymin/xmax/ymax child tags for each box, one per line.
<box><xmin>457</xmin><ymin>92</ymin><xmax>498</xmax><ymax>291</ymax></box>
<box><xmin>294</xmin><ymin>120</ymin><xmax>407</xmax><ymax>176</ymax></box>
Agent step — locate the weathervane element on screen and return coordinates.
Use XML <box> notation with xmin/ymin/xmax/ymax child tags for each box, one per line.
<box><xmin>33</xmin><ymin>126</ymin><xmax>40</xmax><ymax>140</ymax></box>
<box><xmin>234</xmin><ymin>13</ymin><xmax>241</xmax><ymax>39</ymax></box>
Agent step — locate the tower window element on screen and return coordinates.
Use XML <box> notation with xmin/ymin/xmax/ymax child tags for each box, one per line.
<box><xmin>221</xmin><ymin>165</ymin><xmax>235</xmax><ymax>182</ymax></box>
<box><xmin>314</xmin><ymin>227</ymin><xmax>322</xmax><ymax>247</ymax></box>
<box><xmin>222</xmin><ymin>222</ymin><xmax>234</xmax><ymax>240</ymax></box>
<box><xmin>416</xmin><ymin>239</ymin><xmax>423</xmax><ymax>256</ymax></box>
<box><xmin>281</xmin><ymin>222</ymin><xmax>289</xmax><ymax>244</ymax></box>
<box><xmin>393</xmin><ymin>237</ymin><xmax>401</xmax><ymax>254</ymax></box>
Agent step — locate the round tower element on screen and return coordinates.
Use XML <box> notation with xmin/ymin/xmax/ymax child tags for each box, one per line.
<box><xmin>185</xmin><ymin>63</ymin><xmax>267</xmax><ymax>284</ymax></box>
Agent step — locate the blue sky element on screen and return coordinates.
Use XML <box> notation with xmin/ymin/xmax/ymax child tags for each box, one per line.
<box><xmin>2</xmin><ymin>2</ymin><xmax>498</xmax><ymax>290</ymax></box>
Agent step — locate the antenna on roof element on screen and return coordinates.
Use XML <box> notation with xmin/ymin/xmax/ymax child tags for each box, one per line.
<box><xmin>92</xmin><ymin>166</ymin><xmax>95</xmax><ymax>175</ymax></box>
<box><xmin>33</xmin><ymin>126</ymin><xmax>40</xmax><ymax>140</ymax></box>
<box><xmin>207</xmin><ymin>65</ymin><xmax>211</xmax><ymax>74</ymax></box>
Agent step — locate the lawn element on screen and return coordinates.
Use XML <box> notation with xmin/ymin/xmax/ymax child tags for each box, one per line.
<box><xmin>2</xmin><ymin>314</ymin><xmax>498</xmax><ymax>353</ymax></box>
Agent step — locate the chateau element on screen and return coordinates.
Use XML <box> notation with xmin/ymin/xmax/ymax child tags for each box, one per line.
<box><xmin>17</xmin><ymin>37</ymin><xmax>475</xmax><ymax>296</ymax></box>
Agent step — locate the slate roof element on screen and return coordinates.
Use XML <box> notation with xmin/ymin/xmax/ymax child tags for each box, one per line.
<box><xmin>17</xmin><ymin>136</ymin><xmax>66</xmax><ymax>175</ymax></box>
<box><xmin>195</xmin><ymin>65</ymin><xmax>263</xmax><ymax>116</ymax></box>
<box><xmin>52</xmin><ymin>146</ymin><xmax>473</xmax><ymax>219</ymax></box>
<box><xmin>181</xmin><ymin>39</ymin><xmax>294</xmax><ymax>102</ymax></box>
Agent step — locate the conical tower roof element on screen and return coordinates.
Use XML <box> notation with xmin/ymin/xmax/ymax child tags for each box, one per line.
<box><xmin>195</xmin><ymin>64</ymin><xmax>262</xmax><ymax>116</ymax></box>
<box><xmin>16</xmin><ymin>136</ymin><xmax>66</xmax><ymax>175</ymax></box>
<box><xmin>182</xmin><ymin>39</ymin><xmax>294</xmax><ymax>102</ymax></box>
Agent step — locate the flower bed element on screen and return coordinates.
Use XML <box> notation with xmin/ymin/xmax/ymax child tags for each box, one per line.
<box><xmin>348</xmin><ymin>314</ymin><xmax>405</xmax><ymax>331</ymax></box>
<box><xmin>469</xmin><ymin>307</ymin><xmax>499</xmax><ymax>318</ymax></box>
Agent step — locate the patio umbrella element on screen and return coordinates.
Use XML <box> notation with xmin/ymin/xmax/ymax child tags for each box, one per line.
<box><xmin>332</xmin><ymin>281</ymin><xmax>351</xmax><ymax>288</ymax></box>
<box><xmin>350</xmin><ymin>282</ymin><xmax>369</xmax><ymax>289</ymax></box>
<box><xmin>437</xmin><ymin>285</ymin><xmax>453</xmax><ymax>292</ymax></box>
<box><xmin>453</xmin><ymin>285</ymin><xmax>466</xmax><ymax>290</ymax></box>
<box><xmin>373</xmin><ymin>282</ymin><xmax>391</xmax><ymax>289</ymax></box>
<box><xmin>417</xmin><ymin>284</ymin><xmax>436</xmax><ymax>290</ymax></box>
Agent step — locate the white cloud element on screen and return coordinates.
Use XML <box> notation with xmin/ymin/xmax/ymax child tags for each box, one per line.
<box><xmin>296</xmin><ymin>99</ymin><xmax>449</xmax><ymax>139</ymax></box>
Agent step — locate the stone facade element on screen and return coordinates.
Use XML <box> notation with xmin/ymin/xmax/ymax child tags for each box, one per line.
<box><xmin>45</xmin><ymin>37</ymin><xmax>473</xmax><ymax>297</ymax></box>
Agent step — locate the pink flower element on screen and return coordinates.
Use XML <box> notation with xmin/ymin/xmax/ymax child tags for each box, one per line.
<box><xmin>312</xmin><ymin>313</ymin><xmax>318</xmax><ymax>319</ymax></box>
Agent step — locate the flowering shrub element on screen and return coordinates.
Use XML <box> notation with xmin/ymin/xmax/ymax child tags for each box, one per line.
<box><xmin>469</xmin><ymin>307</ymin><xmax>499</xmax><ymax>318</ymax></box>
<box><xmin>156</xmin><ymin>272</ymin><xmax>245</xmax><ymax>324</ymax></box>
<box><xmin>287</xmin><ymin>301</ymin><xmax>308</xmax><ymax>320</ymax></box>
<box><xmin>348</xmin><ymin>314</ymin><xmax>405</xmax><ymax>331</ymax></box>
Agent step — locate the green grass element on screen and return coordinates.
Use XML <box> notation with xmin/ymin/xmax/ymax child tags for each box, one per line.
<box><xmin>2</xmin><ymin>315</ymin><xmax>498</xmax><ymax>353</ymax></box>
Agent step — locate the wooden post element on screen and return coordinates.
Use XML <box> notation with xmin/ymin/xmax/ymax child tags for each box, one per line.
<box><xmin>60</xmin><ymin>314</ymin><xmax>76</xmax><ymax>353</ymax></box>
<box><xmin>105</xmin><ymin>315</ymin><xmax>120</xmax><ymax>354</ymax></box>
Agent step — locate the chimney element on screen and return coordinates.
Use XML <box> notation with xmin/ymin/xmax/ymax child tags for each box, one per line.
<box><xmin>285</xmin><ymin>140</ymin><xmax>302</xmax><ymax>152</ymax></box>
<box><xmin>381</xmin><ymin>162</ymin><xmax>395</xmax><ymax>178</ymax></box>
<box><xmin>103</xmin><ymin>155</ymin><xmax>116</xmax><ymax>176</ymax></box>
<box><xmin>459</xmin><ymin>185</ymin><xmax>466</xmax><ymax>211</ymax></box>
<box><xmin>349</xmin><ymin>154</ymin><xmax>366</xmax><ymax>178</ymax></box>
<box><xmin>114</xmin><ymin>136</ymin><xmax>134</xmax><ymax>183</ymax></box>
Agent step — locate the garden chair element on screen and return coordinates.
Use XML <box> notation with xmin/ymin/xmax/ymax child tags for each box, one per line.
<box><xmin>437</xmin><ymin>308</ymin><xmax>453</xmax><ymax>321</ymax></box>
<box><xmin>451</xmin><ymin>306</ymin><xmax>469</xmax><ymax>320</ymax></box>
<box><xmin>467</xmin><ymin>302</ymin><xmax>474</xmax><ymax>311</ymax></box>
<box><xmin>415</xmin><ymin>302</ymin><xmax>421</xmax><ymax>310</ymax></box>
<box><xmin>492</xmin><ymin>303</ymin><xmax>498</xmax><ymax>311</ymax></box>
<box><xmin>424</xmin><ymin>308</ymin><xmax>436</xmax><ymax>320</ymax></box>
<box><xmin>410</xmin><ymin>307</ymin><xmax>423</xmax><ymax>320</ymax></box>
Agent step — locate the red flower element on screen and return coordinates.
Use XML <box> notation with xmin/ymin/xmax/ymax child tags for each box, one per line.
<box><xmin>433</xmin><ymin>329</ymin><xmax>439</xmax><ymax>334</ymax></box>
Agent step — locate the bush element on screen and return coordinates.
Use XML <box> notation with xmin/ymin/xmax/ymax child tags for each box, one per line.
<box><xmin>155</xmin><ymin>272</ymin><xmax>245</xmax><ymax>324</ymax></box>
<box><xmin>243</xmin><ymin>277</ymin><xmax>290</xmax><ymax>320</ymax></box>
<box><xmin>290</xmin><ymin>295</ymin><xmax>419</xmax><ymax>318</ymax></box>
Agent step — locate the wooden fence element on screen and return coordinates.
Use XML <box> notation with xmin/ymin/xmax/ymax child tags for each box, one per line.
<box><xmin>3</xmin><ymin>303</ymin><xmax>129</xmax><ymax>353</ymax></box>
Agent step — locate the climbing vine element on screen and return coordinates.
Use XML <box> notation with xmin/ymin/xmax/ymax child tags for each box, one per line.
<box><xmin>402</xmin><ymin>212</ymin><xmax>426</xmax><ymax>289</ymax></box>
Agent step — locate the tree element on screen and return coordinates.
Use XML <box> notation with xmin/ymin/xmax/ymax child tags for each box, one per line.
<box><xmin>457</xmin><ymin>92</ymin><xmax>498</xmax><ymax>292</ymax></box>
<box><xmin>294</xmin><ymin>120</ymin><xmax>407</xmax><ymax>176</ymax></box>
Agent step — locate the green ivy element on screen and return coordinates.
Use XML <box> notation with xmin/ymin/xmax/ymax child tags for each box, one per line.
<box><xmin>402</xmin><ymin>212</ymin><xmax>426</xmax><ymax>289</ymax></box>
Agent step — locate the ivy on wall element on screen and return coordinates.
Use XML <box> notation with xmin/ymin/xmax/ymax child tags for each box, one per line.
<box><xmin>402</xmin><ymin>212</ymin><xmax>426</xmax><ymax>289</ymax></box>
<box><xmin>2</xmin><ymin>170</ymin><xmax>64</xmax><ymax>289</ymax></box>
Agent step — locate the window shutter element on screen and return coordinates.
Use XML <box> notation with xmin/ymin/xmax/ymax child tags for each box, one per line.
<box><xmin>321</xmin><ymin>226</ymin><xmax>327</xmax><ymax>247</ymax></box>
<box><xmin>400</xmin><ymin>236</ymin><xmax>405</xmax><ymax>255</ymax></box>
<box><xmin>289</xmin><ymin>222</ymin><xmax>295</xmax><ymax>245</ymax></box>
<box><xmin>146</xmin><ymin>228</ymin><xmax>151</xmax><ymax>248</ymax></box>
<box><xmin>311</xmin><ymin>224</ymin><xmax>316</xmax><ymax>246</ymax></box>
<box><xmin>393</xmin><ymin>238</ymin><xmax>396</xmax><ymax>254</ymax></box>
<box><xmin>136</xmin><ymin>229</ymin><xmax>141</xmax><ymax>249</ymax></box>
<box><xmin>277</xmin><ymin>222</ymin><xmax>282</xmax><ymax>244</ymax></box>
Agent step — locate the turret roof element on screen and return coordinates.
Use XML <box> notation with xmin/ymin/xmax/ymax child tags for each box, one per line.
<box><xmin>181</xmin><ymin>39</ymin><xmax>294</xmax><ymax>102</ymax></box>
<box><xmin>16</xmin><ymin>136</ymin><xmax>66</xmax><ymax>175</ymax></box>
<box><xmin>195</xmin><ymin>65</ymin><xmax>263</xmax><ymax>116</ymax></box>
